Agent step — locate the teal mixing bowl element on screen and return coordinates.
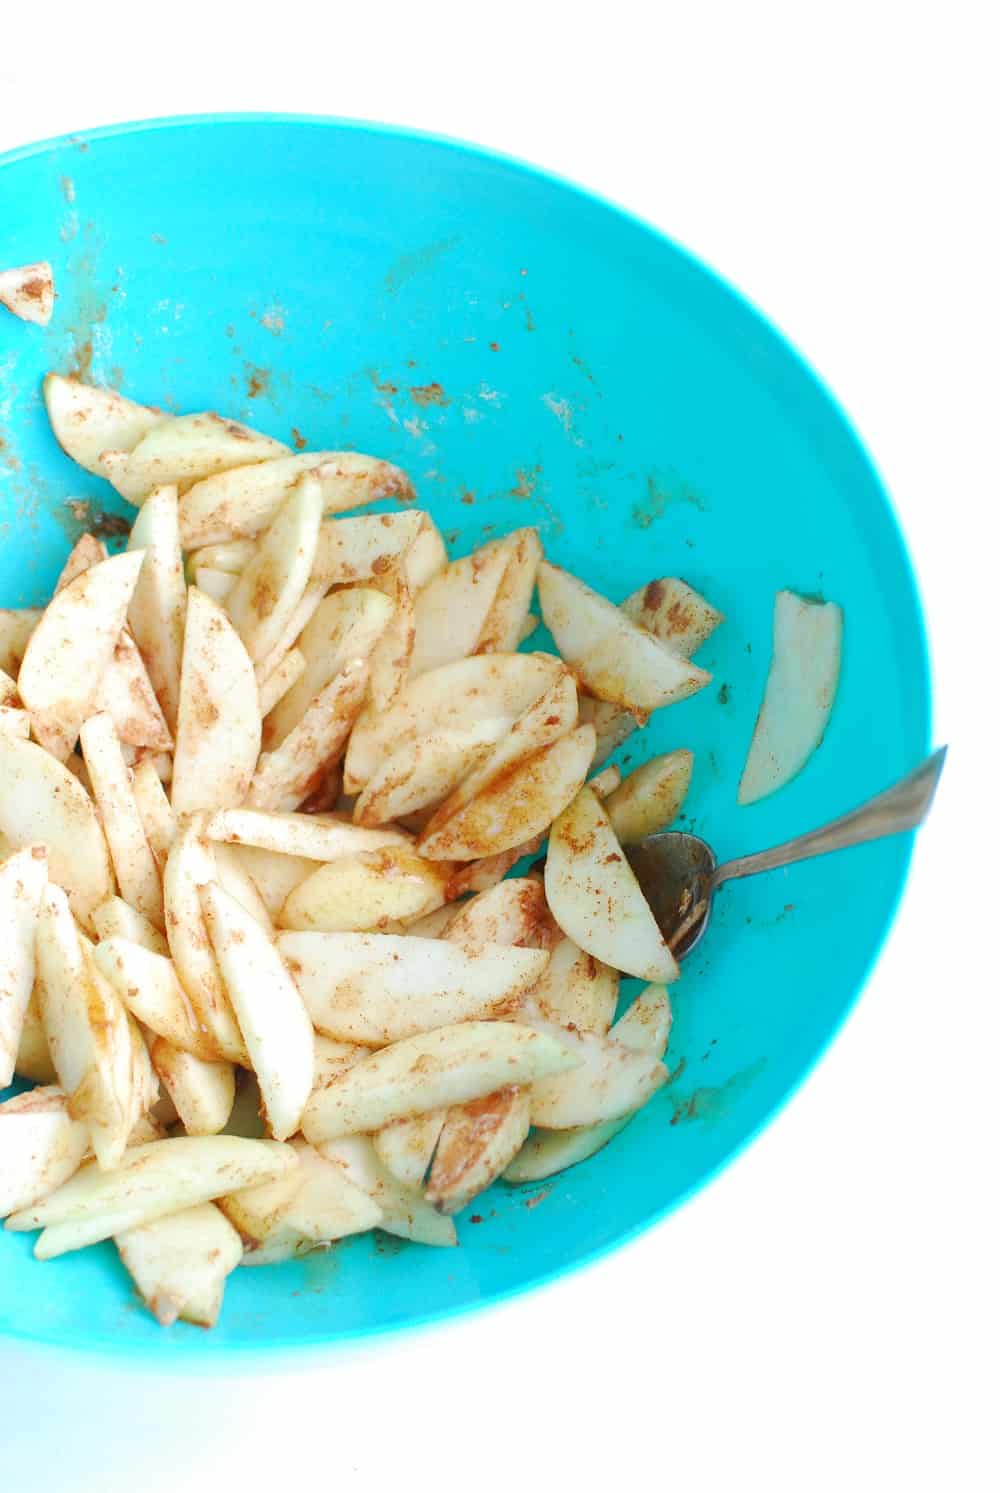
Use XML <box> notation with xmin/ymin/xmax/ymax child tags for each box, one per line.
<box><xmin>0</xmin><ymin>115</ymin><xmax>930</xmax><ymax>1356</ymax></box>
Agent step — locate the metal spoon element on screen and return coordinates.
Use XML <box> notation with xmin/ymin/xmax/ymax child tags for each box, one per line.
<box><xmin>623</xmin><ymin>747</ymin><xmax>947</xmax><ymax>959</ymax></box>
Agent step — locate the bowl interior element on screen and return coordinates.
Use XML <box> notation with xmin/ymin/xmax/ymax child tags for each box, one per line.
<box><xmin>0</xmin><ymin>116</ymin><xmax>929</xmax><ymax>1355</ymax></box>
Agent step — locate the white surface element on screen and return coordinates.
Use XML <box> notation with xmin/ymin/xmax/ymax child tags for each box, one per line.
<box><xmin>1</xmin><ymin>3</ymin><xmax>995</xmax><ymax>1488</ymax></box>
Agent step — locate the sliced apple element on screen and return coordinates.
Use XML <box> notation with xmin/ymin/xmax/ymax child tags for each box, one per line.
<box><xmin>201</xmin><ymin>807</ymin><xmax>409</xmax><ymax>861</ymax></box>
<box><xmin>178</xmin><ymin>450</ymin><xmax>415</xmax><ymax>548</ymax></box>
<box><xmin>604</xmin><ymin>748</ymin><xmax>694</xmax><ymax>843</ymax></box>
<box><xmin>404</xmin><ymin>516</ymin><xmax>448</xmax><ymax>590</ymax></box>
<box><xmin>345</xmin><ymin>652</ymin><xmax>563</xmax><ymax>791</ymax></box>
<box><xmin>218</xmin><ymin>845</ymin><xmax>314</xmax><ymax>922</ymax></box>
<box><xmin>0</xmin><ymin>261</ymin><xmax>54</xmax><ymax>325</ymax></box>
<box><xmin>93</xmin><ymin>938</ymin><xmax>216</xmax><ymax>1060</ymax></box>
<box><xmin>0</xmin><ymin>610</ymin><xmax>41</xmax><ymax>677</ymax></box>
<box><xmin>263</xmin><ymin>588</ymin><xmax>393</xmax><ymax>748</ymax></box>
<box><xmin>418</xmin><ymin>723</ymin><xmax>596</xmax><ymax>862</ymax></box>
<box><xmin>505</xmin><ymin>985</ymin><xmax>672</xmax><ymax>1181</ymax></box>
<box><xmin>318</xmin><ymin>1135</ymin><xmax>457</xmax><ymax>1247</ymax></box>
<box><xmin>221</xmin><ymin>1138</ymin><xmax>380</xmax><ymax>1263</ymax></box>
<box><xmin>425</xmin><ymin>1086</ymin><xmax>531</xmax><ymax>1214</ymax></box>
<box><xmin>586</xmin><ymin>763</ymin><xmax>622</xmax><ymax>799</ymax></box>
<box><xmin>79</xmin><ymin>712</ymin><xmax>164</xmax><ymax>929</ymax></box>
<box><xmin>188</xmin><ymin>539</ymin><xmax>256</xmax><ymax>576</ymax></box>
<box><xmin>419</xmin><ymin>668</ymin><xmax>578</xmax><ymax>839</ymax></box>
<box><xmin>202</xmin><ymin>883</ymin><xmax>314</xmax><ymax>1141</ymax></box>
<box><xmin>130</xmin><ymin>758</ymin><xmax>176</xmax><ymax>869</ymax></box>
<box><xmin>528</xmin><ymin>935</ymin><xmax>619</xmax><ymax>1035</ymax></box>
<box><xmin>127</xmin><ymin>483</ymin><xmax>187</xmax><ymax>729</ymax></box>
<box><xmin>545</xmin><ymin>786</ymin><xmax>678</xmax><ymax>982</ymax></box>
<box><xmin>205</xmin><ymin>846</ymin><xmax>268</xmax><ymax>936</ymax></box>
<box><xmin>43</xmin><ymin>374</ymin><xmax>163</xmax><ymax>476</ymax></box>
<box><xmin>278</xmin><ymin>930</ymin><xmax>547</xmax><ymax>1044</ymax></box>
<box><xmin>0</xmin><ymin>705</ymin><xmax>30</xmax><ymax>739</ymax></box>
<box><xmin>527</xmin><ymin>1023</ymin><xmax>667</xmax><ymax>1128</ymax></box>
<box><xmin>503</xmin><ymin>1116</ymin><xmax>631</xmax><ymax>1183</ymax></box>
<box><xmin>17</xmin><ymin>549</ymin><xmax>145</xmax><ymax>759</ymax></box>
<box><xmin>312</xmin><ymin>1034</ymin><xmax>369</xmax><ymax>1089</ymax></box>
<box><xmin>101</xmin><ymin>412</ymin><xmax>289</xmax><ymax>505</ymax></box>
<box><xmin>278</xmin><ymin>846</ymin><xmax>451</xmax><ymax>933</ymax></box>
<box><xmin>0</xmin><ymin>845</ymin><xmax>48</xmax><ymax>1088</ymax></box>
<box><xmin>300</xmin><ymin>1020</ymin><xmax>577</xmax><ymax>1141</ymax></box>
<box><xmin>247</xmin><ymin>658</ymin><xmax>368</xmax><ymax>811</ymax></box>
<box><xmin>444</xmin><ymin>835</ymin><xmax>544</xmax><ymax>900</ymax></box>
<box><xmin>6</xmin><ymin>1135</ymin><xmax>297</xmax><ymax>1257</ymax></box>
<box><xmin>311</xmin><ymin>510</ymin><xmax>427</xmax><ymax>588</ymax></box>
<box><xmin>92</xmin><ymin>896</ymin><xmax>168</xmax><ymax>955</ymax></box>
<box><xmin>443</xmin><ymin>877</ymin><xmax>555</xmax><ymax>953</ymax></box>
<box><xmin>538</xmin><ymin>561</ymin><xmax>711</xmax><ymax>712</ymax></box>
<box><xmin>115</xmin><ymin>1201</ymin><xmax>243</xmax><ymax>1327</ymax></box>
<box><xmin>225</xmin><ymin>472</ymin><xmax>324</xmax><ymax>664</ymax></box>
<box><xmin>365</xmin><ymin>568</ymin><xmax>415</xmax><ymax>712</ymax></box>
<box><xmin>54</xmin><ymin>533</ymin><xmax>109</xmax><ymax>591</ymax></box>
<box><xmin>149</xmin><ymin>1038</ymin><xmax>236</xmax><ymax>1136</ymax></box>
<box><xmin>352</xmin><ymin>731</ymin><xmax>490</xmax><ymax>827</ymax></box>
<box><xmin>172</xmin><ymin>587</ymin><xmax>261</xmax><ymax>815</ymax></box>
<box><xmin>258</xmin><ymin>647</ymin><xmax>305</xmax><ymax>719</ymax></box>
<box><xmin>193</xmin><ymin>568</ymin><xmax>235</xmax><ymax>602</ymax></box>
<box><xmin>409</xmin><ymin>539</ymin><xmax>513</xmax><ymax>676</ymax></box>
<box><xmin>738</xmin><ymin>589</ymin><xmax>843</xmax><ymax>805</ymax></box>
<box><xmin>35</xmin><ymin>886</ymin><xmax>135</xmax><ymax>1169</ymax></box>
<box><xmin>99</xmin><ymin>630</ymin><xmax>174</xmax><ymax>751</ymax></box>
<box><xmin>612</xmin><ymin>983</ymin><xmax>673</xmax><ymax>1058</ymax></box>
<box><xmin>0</xmin><ymin>736</ymin><xmax>112</xmax><ymax>930</ymax></box>
<box><xmin>372</xmin><ymin>1111</ymin><xmax>446</xmax><ymax>1189</ymax></box>
<box><xmin>577</xmin><ymin>695</ymin><xmax>639</xmax><ymax>767</ymax></box>
<box><xmin>50</xmin><ymin>535</ymin><xmax>172</xmax><ymax>750</ymax></box>
<box><xmin>621</xmin><ymin>577</ymin><xmax>724</xmax><ymax>657</ymax></box>
<box><xmin>474</xmin><ymin>528</ymin><xmax>543</xmax><ymax>654</ymax></box>
<box><xmin>162</xmin><ymin>817</ymin><xmax>247</xmax><ymax>1064</ymax></box>
<box><xmin>0</xmin><ymin>1087</ymin><xmax>90</xmax><ymax>1216</ymax></box>
<box><xmin>14</xmin><ymin>991</ymin><xmax>58</xmax><ymax>1083</ymax></box>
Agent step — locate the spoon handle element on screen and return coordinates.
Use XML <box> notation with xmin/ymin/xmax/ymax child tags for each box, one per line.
<box><xmin>713</xmin><ymin>746</ymin><xmax>947</xmax><ymax>887</ymax></box>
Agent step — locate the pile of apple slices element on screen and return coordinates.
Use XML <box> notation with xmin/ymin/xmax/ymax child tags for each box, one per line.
<box><xmin>0</xmin><ymin>374</ymin><xmax>723</xmax><ymax>1330</ymax></box>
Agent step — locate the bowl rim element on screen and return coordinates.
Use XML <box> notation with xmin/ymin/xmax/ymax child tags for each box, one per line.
<box><xmin>0</xmin><ymin>111</ymin><xmax>933</xmax><ymax>1362</ymax></box>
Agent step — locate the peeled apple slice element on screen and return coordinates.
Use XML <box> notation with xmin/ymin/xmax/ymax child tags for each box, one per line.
<box><xmin>178</xmin><ymin>450</ymin><xmax>415</xmax><ymax>548</ymax></box>
<box><xmin>6</xmin><ymin>1136</ymin><xmax>297</xmax><ymax>1257</ymax></box>
<box><xmin>43</xmin><ymin>373</ymin><xmax>162</xmax><ymax>475</ymax></box>
<box><xmin>225</xmin><ymin>472</ymin><xmax>324</xmax><ymax>664</ymax></box>
<box><xmin>101</xmin><ymin>412</ymin><xmax>289</xmax><ymax>504</ymax></box>
<box><xmin>127</xmin><ymin>483</ymin><xmax>187</xmax><ymax>730</ymax></box>
<box><xmin>603</xmin><ymin>749</ymin><xmax>694</xmax><ymax>844</ymax></box>
<box><xmin>0</xmin><ymin>845</ymin><xmax>48</xmax><ymax>1088</ymax></box>
<box><xmin>17</xmin><ymin>549</ymin><xmax>145</xmax><ymax>760</ymax></box>
<box><xmin>277</xmin><ymin>931</ymin><xmax>548</xmax><ymax>1044</ymax></box>
<box><xmin>620</xmin><ymin>577</ymin><xmax>723</xmax><ymax>657</ymax></box>
<box><xmin>300</xmin><ymin>1021</ymin><xmax>578</xmax><ymax>1141</ymax></box>
<box><xmin>0</xmin><ymin>1086</ymin><xmax>90</xmax><ymax>1216</ymax></box>
<box><xmin>537</xmin><ymin>560</ymin><xmax>710</xmax><ymax>712</ymax></box>
<box><xmin>115</xmin><ymin>1202</ymin><xmax>243</xmax><ymax>1328</ymax></box>
<box><xmin>738</xmin><ymin>589</ymin><xmax>843</xmax><ymax>805</ymax></box>
<box><xmin>0</xmin><ymin>737</ymin><xmax>112</xmax><ymax>931</ymax></box>
<box><xmin>417</xmin><ymin>724</ymin><xmax>596</xmax><ymax>862</ymax></box>
<box><xmin>0</xmin><ymin>261</ymin><xmax>55</xmax><ymax>325</ymax></box>
<box><xmin>172</xmin><ymin>587</ymin><xmax>261</xmax><ymax>815</ymax></box>
<box><xmin>202</xmin><ymin>883</ymin><xmax>315</xmax><ymax>1141</ymax></box>
<box><xmin>545</xmin><ymin>786</ymin><xmax>679</xmax><ymax>982</ymax></box>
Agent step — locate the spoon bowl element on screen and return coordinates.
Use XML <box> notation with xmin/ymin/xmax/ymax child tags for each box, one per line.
<box><xmin>626</xmin><ymin>747</ymin><xmax>947</xmax><ymax>960</ymax></box>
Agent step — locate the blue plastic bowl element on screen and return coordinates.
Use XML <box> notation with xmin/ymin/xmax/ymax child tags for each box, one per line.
<box><xmin>0</xmin><ymin>115</ymin><xmax>930</xmax><ymax>1356</ymax></box>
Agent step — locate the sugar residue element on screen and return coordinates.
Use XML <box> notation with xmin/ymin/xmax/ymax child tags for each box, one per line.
<box><xmin>632</xmin><ymin>470</ymin><xmax>708</xmax><ymax>529</ymax></box>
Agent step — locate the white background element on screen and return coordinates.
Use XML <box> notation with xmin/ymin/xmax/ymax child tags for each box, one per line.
<box><xmin>1</xmin><ymin>3</ymin><xmax>996</xmax><ymax>1488</ymax></box>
